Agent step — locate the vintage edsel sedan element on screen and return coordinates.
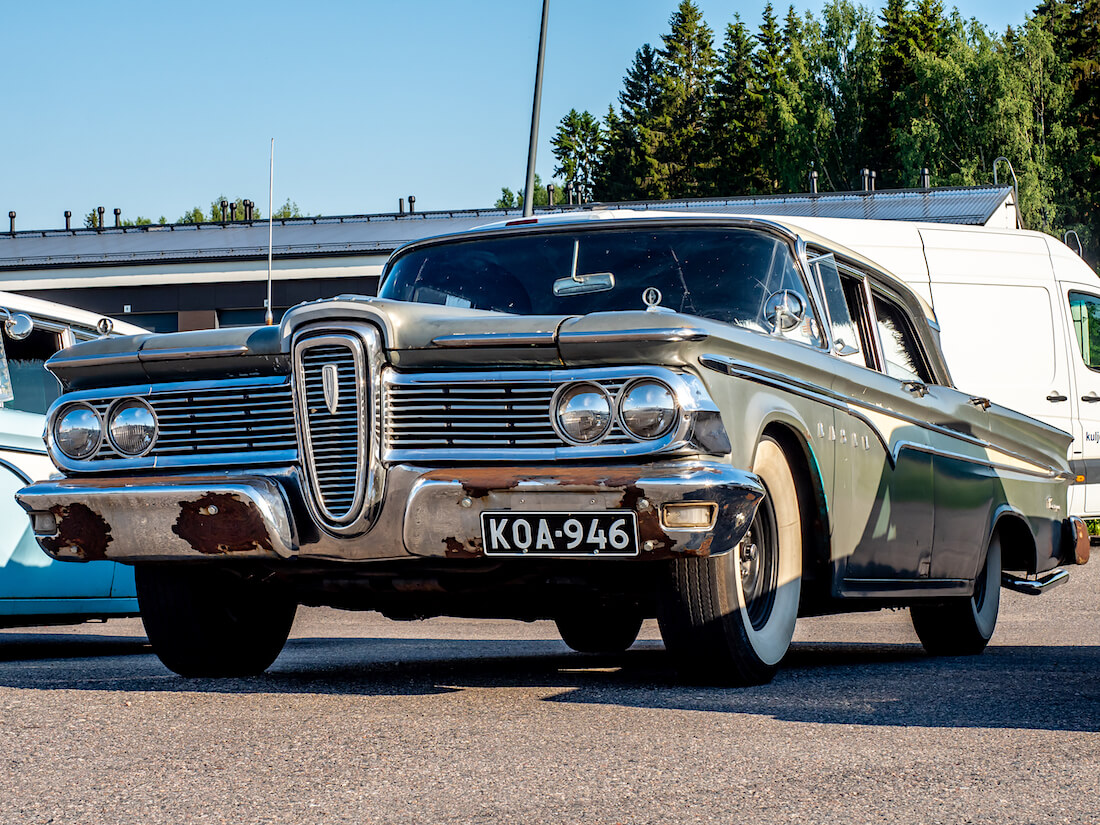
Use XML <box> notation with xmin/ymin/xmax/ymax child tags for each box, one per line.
<box><xmin>15</xmin><ymin>212</ymin><xmax>1091</xmax><ymax>684</ymax></box>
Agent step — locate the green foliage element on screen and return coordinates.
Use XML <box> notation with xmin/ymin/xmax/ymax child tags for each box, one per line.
<box><xmin>500</xmin><ymin>0</ymin><xmax>1100</xmax><ymax>265</ymax></box>
<box><xmin>177</xmin><ymin>195</ymin><xmax>270</xmax><ymax>224</ymax></box>
<box><xmin>551</xmin><ymin>109</ymin><xmax>604</xmax><ymax>202</ymax></box>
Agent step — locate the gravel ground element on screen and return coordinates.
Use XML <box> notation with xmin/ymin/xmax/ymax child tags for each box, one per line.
<box><xmin>0</xmin><ymin>561</ymin><xmax>1096</xmax><ymax>825</ymax></box>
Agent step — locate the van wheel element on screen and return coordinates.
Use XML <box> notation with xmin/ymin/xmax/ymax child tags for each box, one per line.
<box><xmin>136</xmin><ymin>565</ymin><xmax>297</xmax><ymax>677</ymax></box>
<box><xmin>657</xmin><ymin>436</ymin><xmax>803</xmax><ymax>685</ymax></box>
<box><xmin>911</xmin><ymin>534</ymin><xmax>1001</xmax><ymax>656</ymax></box>
<box><xmin>555</xmin><ymin>608</ymin><xmax>643</xmax><ymax>654</ymax></box>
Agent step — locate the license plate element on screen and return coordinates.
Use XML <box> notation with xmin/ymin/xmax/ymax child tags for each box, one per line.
<box><xmin>481</xmin><ymin>511</ymin><xmax>639</xmax><ymax>557</ymax></box>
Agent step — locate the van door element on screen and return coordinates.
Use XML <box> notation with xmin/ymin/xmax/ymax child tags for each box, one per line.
<box><xmin>1061</xmin><ymin>285</ymin><xmax>1100</xmax><ymax>514</ymax></box>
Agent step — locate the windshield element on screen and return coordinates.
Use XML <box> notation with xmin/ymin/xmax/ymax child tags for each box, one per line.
<box><xmin>379</xmin><ymin>226</ymin><xmax>818</xmax><ymax>337</ymax></box>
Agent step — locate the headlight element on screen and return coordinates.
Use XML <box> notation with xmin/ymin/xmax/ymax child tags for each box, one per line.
<box><xmin>619</xmin><ymin>379</ymin><xmax>678</xmax><ymax>439</ymax></box>
<box><xmin>553</xmin><ymin>382</ymin><xmax>612</xmax><ymax>444</ymax></box>
<box><xmin>53</xmin><ymin>403</ymin><xmax>103</xmax><ymax>459</ymax></box>
<box><xmin>108</xmin><ymin>398</ymin><xmax>157</xmax><ymax>456</ymax></box>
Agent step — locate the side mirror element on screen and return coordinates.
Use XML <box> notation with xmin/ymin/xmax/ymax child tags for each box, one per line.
<box><xmin>1</xmin><ymin>309</ymin><xmax>34</xmax><ymax>341</ymax></box>
<box><xmin>764</xmin><ymin>290</ymin><xmax>806</xmax><ymax>332</ymax></box>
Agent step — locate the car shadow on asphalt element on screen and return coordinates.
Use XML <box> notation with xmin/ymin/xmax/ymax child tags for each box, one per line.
<box><xmin>0</xmin><ymin>632</ymin><xmax>150</xmax><ymax>662</ymax></box>
<box><xmin>0</xmin><ymin>634</ymin><xmax>1096</xmax><ymax>731</ymax></box>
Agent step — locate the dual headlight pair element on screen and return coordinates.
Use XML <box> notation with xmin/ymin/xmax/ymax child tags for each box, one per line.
<box><xmin>53</xmin><ymin>399</ymin><xmax>158</xmax><ymax>460</ymax></box>
<box><xmin>553</xmin><ymin>379</ymin><xmax>679</xmax><ymax>445</ymax></box>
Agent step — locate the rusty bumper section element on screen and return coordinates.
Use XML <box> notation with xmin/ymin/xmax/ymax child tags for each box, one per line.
<box><xmin>16</xmin><ymin>476</ymin><xmax>295</xmax><ymax>562</ymax></box>
<box><xmin>403</xmin><ymin>462</ymin><xmax>764</xmax><ymax>560</ymax></box>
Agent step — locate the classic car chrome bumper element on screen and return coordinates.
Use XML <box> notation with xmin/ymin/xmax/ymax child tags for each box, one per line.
<box><xmin>17</xmin><ymin>461</ymin><xmax>764</xmax><ymax>563</ymax></box>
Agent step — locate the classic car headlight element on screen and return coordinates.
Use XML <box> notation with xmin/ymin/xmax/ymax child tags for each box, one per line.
<box><xmin>107</xmin><ymin>398</ymin><xmax>158</xmax><ymax>456</ymax></box>
<box><xmin>619</xmin><ymin>379</ymin><xmax>678</xmax><ymax>439</ymax></box>
<box><xmin>553</xmin><ymin>382</ymin><xmax>612</xmax><ymax>443</ymax></box>
<box><xmin>53</xmin><ymin>403</ymin><xmax>103</xmax><ymax>459</ymax></box>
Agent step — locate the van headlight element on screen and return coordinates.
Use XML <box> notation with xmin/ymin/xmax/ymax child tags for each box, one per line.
<box><xmin>619</xmin><ymin>379</ymin><xmax>678</xmax><ymax>439</ymax></box>
<box><xmin>53</xmin><ymin>403</ymin><xmax>103</xmax><ymax>459</ymax></box>
<box><xmin>553</xmin><ymin>382</ymin><xmax>612</xmax><ymax>444</ymax></box>
<box><xmin>107</xmin><ymin>398</ymin><xmax>157</xmax><ymax>456</ymax></box>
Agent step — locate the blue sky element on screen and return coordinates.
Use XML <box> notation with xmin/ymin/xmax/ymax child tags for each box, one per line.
<box><xmin>1</xmin><ymin>0</ymin><xmax>1039</xmax><ymax>231</ymax></box>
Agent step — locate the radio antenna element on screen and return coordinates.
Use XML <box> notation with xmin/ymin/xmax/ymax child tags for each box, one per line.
<box><xmin>265</xmin><ymin>138</ymin><xmax>275</xmax><ymax>325</ymax></box>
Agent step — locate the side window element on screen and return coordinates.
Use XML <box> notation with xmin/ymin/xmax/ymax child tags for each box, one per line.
<box><xmin>872</xmin><ymin>294</ymin><xmax>933</xmax><ymax>383</ymax></box>
<box><xmin>1</xmin><ymin>323</ymin><xmax>64</xmax><ymax>415</ymax></box>
<box><xmin>1069</xmin><ymin>292</ymin><xmax>1100</xmax><ymax>369</ymax></box>
<box><xmin>809</xmin><ymin>253</ymin><xmax>861</xmax><ymax>360</ymax></box>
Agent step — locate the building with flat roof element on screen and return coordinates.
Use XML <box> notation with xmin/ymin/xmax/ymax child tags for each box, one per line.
<box><xmin>0</xmin><ymin>184</ymin><xmax>1018</xmax><ymax>332</ymax></box>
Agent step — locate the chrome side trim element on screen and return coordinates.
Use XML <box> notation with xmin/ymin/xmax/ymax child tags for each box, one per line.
<box><xmin>700</xmin><ymin>353</ymin><xmax>1065</xmax><ymax>479</ymax></box>
<box><xmin>430</xmin><ymin>331</ymin><xmax>558</xmax><ymax>348</ymax></box>
<box><xmin>558</xmin><ymin>326</ymin><xmax>708</xmax><ymax>345</ymax></box>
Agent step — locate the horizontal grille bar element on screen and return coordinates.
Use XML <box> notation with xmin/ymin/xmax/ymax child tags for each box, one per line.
<box><xmin>384</xmin><ymin>377</ymin><xmax>634</xmax><ymax>451</ymax></box>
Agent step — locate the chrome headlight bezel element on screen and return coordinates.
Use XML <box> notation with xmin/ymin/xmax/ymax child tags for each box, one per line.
<box><xmin>617</xmin><ymin>378</ymin><xmax>679</xmax><ymax>440</ymax></box>
<box><xmin>106</xmin><ymin>397</ymin><xmax>159</xmax><ymax>457</ymax></box>
<box><xmin>52</xmin><ymin>402</ymin><xmax>104</xmax><ymax>460</ymax></box>
<box><xmin>551</xmin><ymin>381</ymin><xmax>614</xmax><ymax>445</ymax></box>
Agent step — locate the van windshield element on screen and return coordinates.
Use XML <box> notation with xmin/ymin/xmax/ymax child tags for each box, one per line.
<box><xmin>379</xmin><ymin>226</ymin><xmax>816</xmax><ymax>334</ymax></box>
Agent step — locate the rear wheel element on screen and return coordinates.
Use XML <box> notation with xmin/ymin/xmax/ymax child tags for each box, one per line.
<box><xmin>555</xmin><ymin>607</ymin><xmax>643</xmax><ymax>654</ymax></box>
<box><xmin>658</xmin><ymin>436</ymin><xmax>803</xmax><ymax>685</ymax></box>
<box><xmin>136</xmin><ymin>565</ymin><xmax>297</xmax><ymax>677</ymax></box>
<box><xmin>911</xmin><ymin>533</ymin><xmax>1001</xmax><ymax>656</ymax></box>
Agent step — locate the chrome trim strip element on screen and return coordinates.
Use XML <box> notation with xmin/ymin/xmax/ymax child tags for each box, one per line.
<box><xmin>139</xmin><ymin>345</ymin><xmax>250</xmax><ymax>362</ymax></box>
<box><xmin>47</xmin><ymin>344</ymin><xmax>250</xmax><ymax>371</ymax></box>
<box><xmin>0</xmin><ymin>457</ymin><xmax>33</xmax><ymax>484</ymax></box>
<box><xmin>430</xmin><ymin>331</ymin><xmax>558</xmax><ymax>348</ymax></box>
<box><xmin>0</xmin><ymin>445</ymin><xmax>49</xmax><ymax>457</ymax></box>
<box><xmin>700</xmin><ymin>353</ymin><xmax>1064</xmax><ymax>479</ymax></box>
<box><xmin>557</xmin><ymin>327</ymin><xmax>708</xmax><ymax>345</ymax></box>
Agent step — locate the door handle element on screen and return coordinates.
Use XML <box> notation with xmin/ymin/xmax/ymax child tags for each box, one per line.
<box><xmin>1047</xmin><ymin>391</ymin><xmax>1069</xmax><ymax>402</ymax></box>
<box><xmin>1083</xmin><ymin>392</ymin><xmax>1100</xmax><ymax>403</ymax></box>
<box><xmin>901</xmin><ymin>380</ymin><xmax>928</xmax><ymax>397</ymax></box>
<box><xmin>969</xmin><ymin>396</ymin><xmax>992</xmax><ymax>410</ymax></box>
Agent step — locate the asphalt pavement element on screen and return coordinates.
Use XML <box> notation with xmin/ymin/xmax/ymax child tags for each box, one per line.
<box><xmin>0</xmin><ymin>561</ymin><xmax>1096</xmax><ymax>825</ymax></box>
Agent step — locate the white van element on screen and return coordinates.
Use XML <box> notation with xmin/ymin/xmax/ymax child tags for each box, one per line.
<box><xmin>765</xmin><ymin>215</ymin><xmax>1100</xmax><ymax>520</ymax></box>
<box><xmin>1</xmin><ymin>291</ymin><xmax>145</xmax><ymax>625</ymax></box>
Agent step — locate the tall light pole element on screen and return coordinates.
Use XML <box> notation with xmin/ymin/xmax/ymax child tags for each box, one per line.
<box><xmin>523</xmin><ymin>0</ymin><xmax>550</xmax><ymax>217</ymax></box>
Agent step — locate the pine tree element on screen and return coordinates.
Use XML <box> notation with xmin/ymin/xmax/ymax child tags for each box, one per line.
<box><xmin>552</xmin><ymin>109</ymin><xmax>604</xmax><ymax>203</ymax></box>
<box><xmin>655</xmin><ymin>0</ymin><xmax>717</xmax><ymax>196</ymax></box>
<box><xmin>709</xmin><ymin>16</ymin><xmax>767</xmax><ymax>194</ymax></box>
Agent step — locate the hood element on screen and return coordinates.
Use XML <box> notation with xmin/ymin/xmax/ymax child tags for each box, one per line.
<box><xmin>281</xmin><ymin>296</ymin><xmax>711</xmax><ymax>369</ymax></box>
<box><xmin>49</xmin><ymin>295</ymin><xmax>718</xmax><ymax>389</ymax></box>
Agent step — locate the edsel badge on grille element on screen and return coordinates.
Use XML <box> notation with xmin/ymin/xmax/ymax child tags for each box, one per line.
<box><xmin>322</xmin><ymin>363</ymin><xmax>339</xmax><ymax>414</ymax></box>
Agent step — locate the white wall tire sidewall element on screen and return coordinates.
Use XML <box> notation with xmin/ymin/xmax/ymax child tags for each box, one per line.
<box><xmin>732</xmin><ymin>438</ymin><xmax>802</xmax><ymax>667</ymax></box>
<box><xmin>971</xmin><ymin>534</ymin><xmax>1001</xmax><ymax>641</ymax></box>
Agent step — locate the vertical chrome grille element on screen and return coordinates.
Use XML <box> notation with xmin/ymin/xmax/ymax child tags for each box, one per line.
<box><xmin>294</xmin><ymin>334</ymin><xmax>367</xmax><ymax>525</ymax></box>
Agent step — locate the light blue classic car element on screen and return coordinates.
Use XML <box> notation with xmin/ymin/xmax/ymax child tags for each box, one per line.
<box><xmin>1</xmin><ymin>292</ymin><xmax>142</xmax><ymax>626</ymax></box>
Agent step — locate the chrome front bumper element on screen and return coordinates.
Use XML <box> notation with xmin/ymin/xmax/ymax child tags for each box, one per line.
<box><xmin>17</xmin><ymin>461</ymin><xmax>764</xmax><ymax>563</ymax></box>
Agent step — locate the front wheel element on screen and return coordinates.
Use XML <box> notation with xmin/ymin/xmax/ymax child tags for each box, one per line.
<box><xmin>136</xmin><ymin>565</ymin><xmax>297</xmax><ymax>677</ymax></box>
<box><xmin>911</xmin><ymin>533</ymin><xmax>1001</xmax><ymax>656</ymax></box>
<box><xmin>657</xmin><ymin>436</ymin><xmax>803</xmax><ymax>685</ymax></box>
